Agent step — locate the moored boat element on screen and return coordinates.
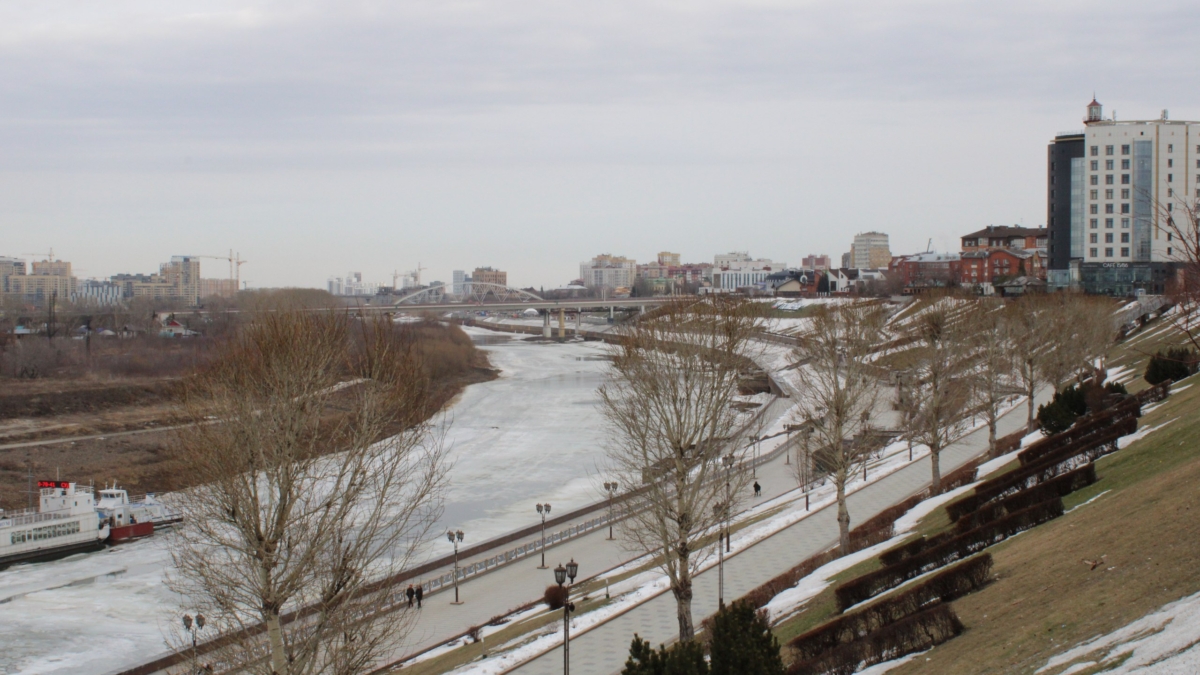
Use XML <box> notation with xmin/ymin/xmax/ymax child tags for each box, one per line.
<box><xmin>95</xmin><ymin>487</ymin><xmax>183</xmax><ymax>544</ymax></box>
<box><xmin>0</xmin><ymin>481</ymin><xmax>110</xmax><ymax>570</ymax></box>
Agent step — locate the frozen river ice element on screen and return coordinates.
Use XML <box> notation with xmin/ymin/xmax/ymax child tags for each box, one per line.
<box><xmin>0</xmin><ymin>329</ymin><xmax>612</xmax><ymax>675</ymax></box>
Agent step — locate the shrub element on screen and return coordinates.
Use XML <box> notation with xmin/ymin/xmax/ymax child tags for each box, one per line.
<box><xmin>1037</xmin><ymin>384</ymin><xmax>1088</xmax><ymax>435</ymax></box>
<box><xmin>1145</xmin><ymin>347</ymin><xmax>1199</xmax><ymax>385</ymax></box>
<box><xmin>790</xmin><ymin>554</ymin><xmax>992</xmax><ymax>662</ymax></box>
<box><xmin>709</xmin><ymin>601</ymin><xmax>784</xmax><ymax>675</ymax></box>
<box><xmin>878</xmin><ymin>531</ymin><xmax>956</xmax><ymax>568</ymax></box>
<box><xmin>835</xmin><ymin>499</ymin><xmax>1063</xmax><ymax>611</ymax></box>
<box><xmin>544</xmin><ymin>584</ymin><xmax>568</xmax><ymax>610</ymax></box>
<box><xmin>1019</xmin><ymin>407</ymin><xmax>1138</xmax><ymax>467</ymax></box>
<box><xmin>787</xmin><ymin>604</ymin><xmax>964</xmax><ymax>675</ymax></box>
<box><xmin>622</xmin><ymin>634</ymin><xmax>708</xmax><ymax>675</ymax></box>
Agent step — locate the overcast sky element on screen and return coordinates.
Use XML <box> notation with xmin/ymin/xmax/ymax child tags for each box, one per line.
<box><xmin>3</xmin><ymin>0</ymin><xmax>1198</xmax><ymax>290</ymax></box>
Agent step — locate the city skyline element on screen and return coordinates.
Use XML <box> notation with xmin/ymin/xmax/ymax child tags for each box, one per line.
<box><xmin>3</xmin><ymin>1</ymin><xmax>1198</xmax><ymax>289</ymax></box>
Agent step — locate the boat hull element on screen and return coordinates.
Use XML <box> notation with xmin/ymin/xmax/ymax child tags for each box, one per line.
<box><xmin>108</xmin><ymin>521</ymin><xmax>155</xmax><ymax>543</ymax></box>
<box><xmin>0</xmin><ymin>537</ymin><xmax>107</xmax><ymax>570</ymax></box>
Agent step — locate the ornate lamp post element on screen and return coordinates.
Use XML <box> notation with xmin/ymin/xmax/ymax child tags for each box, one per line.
<box><xmin>182</xmin><ymin>612</ymin><xmax>205</xmax><ymax>674</ymax></box>
<box><xmin>713</xmin><ymin>501</ymin><xmax>727</xmax><ymax>610</ymax></box>
<box><xmin>447</xmin><ymin>529</ymin><xmax>465</xmax><ymax>605</ymax></box>
<box><xmin>721</xmin><ymin>453</ymin><xmax>735</xmax><ymax>553</ymax></box>
<box><xmin>603</xmin><ymin>482</ymin><xmax>619</xmax><ymax>540</ymax></box>
<box><xmin>554</xmin><ymin>559</ymin><xmax>580</xmax><ymax>675</ymax></box>
<box><xmin>536</xmin><ymin>503</ymin><xmax>552</xmax><ymax>568</ymax></box>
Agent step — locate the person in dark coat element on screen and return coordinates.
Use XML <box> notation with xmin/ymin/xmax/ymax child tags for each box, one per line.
<box><xmin>414</xmin><ymin>583</ymin><xmax>424</xmax><ymax>608</ymax></box>
<box><xmin>753</xmin><ymin>481</ymin><xmax>762</xmax><ymax>497</ymax></box>
<box><xmin>406</xmin><ymin>584</ymin><xmax>415</xmax><ymax>607</ymax></box>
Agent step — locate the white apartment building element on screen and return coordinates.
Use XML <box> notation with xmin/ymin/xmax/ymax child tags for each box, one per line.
<box><xmin>1077</xmin><ymin>101</ymin><xmax>1199</xmax><ymax>264</ymax></box>
<box><xmin>711</xmin><ymin>251</ymin><xmax>786</xmax><ymax>290</ymax></box>
<box><xmin>580</xmin><ymin>254</ymin><xmax>636</xmax><ymax>290</ymax></box>
<box><xmin>452</xmin><ymin>270</ymin><xmax>467</xmax><ymax>296</ymax></box>
<box><xmin>851</xmin><ymin>232</ymin><xmax>892</xmax><ymax>269</ymax></box>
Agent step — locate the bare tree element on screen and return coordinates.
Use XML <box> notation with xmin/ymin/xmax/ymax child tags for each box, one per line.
<box><xmin>599</xmin><ymin>297</ymin><xmax>757</xmax><ymax>642</ymax></box>
<box><xmin>962</xmin><ymin>299</ymin><xmax>1018</xmax><ymax>458</ymax></box>
<box><xmin>1005</xmin><ymin>294</ymin><xmax>1059</xmax><ymax>431</ymax></box>
<box><xmin>900</xmin><ymin>302</ymin><xmax>974</xmax><ymax>494</ymax></box>
<box><xmin>167</xmin><ymin>311</ymin><xmax>448</xmax><ymax>675</ymax></box>
<box><xmin>791</xmin><ymin>302</ymin><xmax>886</xmax><ymax>551</ymax></box>
<box><xmin>1156</xmin><ymin>194</ymin><xmax>1200</xmax><ymax>350</ymax></box>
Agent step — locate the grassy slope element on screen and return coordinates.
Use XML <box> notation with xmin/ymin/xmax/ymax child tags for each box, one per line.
<box><xmin>770</xmin><ymin>317</ymin><xmax>1199</xmax><ymax>674</ymax></box>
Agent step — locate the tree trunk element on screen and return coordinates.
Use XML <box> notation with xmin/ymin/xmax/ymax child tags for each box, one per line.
<box><xmin>930</xmin><ymin>445</ymin><xmax>942</xmax><ymax>494</ymax></box>
<box><xmin>1026</xmin><ymin>381</ymin><xmax>1037</xmax><ymax>432</ymax></box>
<box><xmin>987</xmin><ymin>415</ymin><xmax>998</xmax><ymax>459</ymax></box>
<box><xmin>672</xmin><ymin>574</ymin><xmax>695</xmax><ymax>642</ymax></box>
<box><xmin>836</xmin><ymin>468</ymin><xmax>851</xmax><ymax>552</ymax></box>
<box><xmin>267</xmin><ymin>609</ymin><xmax>286</xmax><ymax>675</ymax></box>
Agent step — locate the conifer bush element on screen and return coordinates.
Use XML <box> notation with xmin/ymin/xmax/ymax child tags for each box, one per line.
<box><xmin>1037</xmin><ymin>384</ymin><xmax>1088</xmax><ymax>435</ymax></box>
<box><xmin>709</xmin><ymin>601</ymin><xmax>784</xmax><ymax>675</ymax></box>
<box><xmin>1145</xmin><ymin>347</ymin><xmax>1199</xmax><ymax>385</ymax></box>
<box><xmin>621</xmin><ymin>635</ymin><xmax>708</xmax><ymax>675</ymax></box>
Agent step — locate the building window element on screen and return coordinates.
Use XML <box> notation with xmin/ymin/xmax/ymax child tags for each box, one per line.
<box><xmin>1091</xmin><ymin>175</ymin><xmax>1099</xmax><ymax>186</ymax></box>
<box><xmin>1168</xmin><ymin>158</ymin><xmax>1174</xmax><ymax>168</ymax></box>
<box><xmin>1121</xmin><ymin>233</ymin><xmax>1130</xmax><ymax>243</ymax></box>
<box><xmin>1105</xmin><ymin>218</ymin><xmax>1114</xmax><ymax>227</ymax></box>
<box><xmin>1090</xmin><ymin>247</ymin><xmax>1099</xmax><ymax>257</ymax></box>
<box><xmin>1090</xmin><ymin>204</ymin><xmax>1099</xmax><ymax>214</ymax></box>
<box><xmin>1105</xmin><ymin>159</ymin><xmax>1114</xmax><ymax>170</ymax></box>
<box><xmin>1105</xmin><ymin>204</ymin><xmax>1115</xmax><ymax>214</ymax></box>
<box><xmin>1091</xmin><ymin>146</ymin><xmax>1099</xmax><ymax>156</ymax></box>
<box><xmin>1168</xmin><ymin>188</ymin><xmax>1174</xmax><ymax>197</ymax></box>
<box><xmin>1168</xmin><ymin>144</ymin><xmax>1174</xmax><ymax>152</ymax></box>
<box><xmin>1090</xmin><ymin>189</ymin><xmax>1099</xmax><ymax>199</ymax></box>
<box><xmin>1167</xmin><ymin>203</ymin><xmax>1173</xmax><ymax>212</ymax></box>
<box><xmin>1105</xmin><ymin>233</ymin><xmax>1114</xmax><ymax>243</ymax></box>
<box><xmin>1121</xmin><ymin>203</ymin><xmax>1130</xmax><ymax>214</ymax></box>
<box><xmin>1121</xmin><ymin>174</ymin><xmax>1130</xmax><ymax>184</ymax></box>
<box><xmin>1090</xmin><ymin>218</ymin><xmax>1098</xmax><ymax>228</ymax></box>
<box><xmin>1169</xmin><ymin>247</ymin><xmax>1174</xmax><ymax>256</ymax></box>
<box><xmin>1122</xmin><ymin>145</ymin><xmax>1130</xmax><ymax>155</ymax></box>
<box><xmin>1168</xmin><ymin>173</ymin><xmax>1173</xmax><ymax>182</ymax></box>
<box><xmin>1105</xmin><ymin>145</ymin><xmax>1114</xmax><ymax>155</ymax></box>
<box><xmin>1091</xmin><ymin>160</ymin><xmax>1099</xmax><ymax>170</ymax></box>
<box><xmin>1105</xmin><ymin>189</ymin><xmax>1114</xmax><ymax>199</ymax></box>
<box><xmin>1121</xmin><ymin>159</ymin><xmax>1130</xmax><ymax>169</ymax></box>
<box><xmin>1121</xmin><ymin>247</ymin><xmax>1130</xmax><ymax>257</ymax></box>
<box><xmin>1090</xmin><ymin>233</ymin><xmax>1099</xmax><ymax>244</ymax></box>
<box><xmin>1121</xmin><ymin>218</ymin><xmax>1130</xmax><ymax>228</ymax></box>
<box><xmin>1122</xmin><ymin>189</ymin><xmax>1130</xmax><ymax>198</ymax></box>
<box><xmin>1106</xmin><ymin>174</ymin><xmax>1114</xmax><ymax>185</ymax></box>
<box><xmin>1105</xmin><ymin>247</ymin><xmax>1114</xmax><ymax>257</ymax></box>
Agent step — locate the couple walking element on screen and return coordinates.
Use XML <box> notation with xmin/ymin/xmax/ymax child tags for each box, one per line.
<box><xmin>405</xmin><ymin>583</ymin><xmax>424</xmax><ymax>608</ymax></box>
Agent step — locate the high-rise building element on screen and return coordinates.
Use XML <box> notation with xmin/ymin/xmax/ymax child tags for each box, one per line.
<box><xmin>0</xmin><ymin>256</ymin><xmax>26</xmax><ymax>293</ymax></box>
<box><xmin>472</xmin><ymin>267</ymin><xmax>507</xmax><ymax>288</ymax></box>
<box><xmin>657</xmin><ymin>252</ymin><xmax>681</xmax><ymax>266</ymax></box>
<box><xmin>801</xmin><ymin>254</ymin><xmax>832</xmax><ymax>270</ymax></box>
<box><xmin>580</xmin><ymin>254</ymin><xmax>636</xmax><ymax>290</ymax></box>
<box><xmin>452</xmin><ymin>270</ymin><xmax>467</xmax><ymax>296</ymax></box>
<box><xmin>851</xmin><ymin>232</ymin><xmax>891</xmax><ymax>269</ymax></box>
<box><xmin>7</xmin><ymin>256</ymin><xmax>77</xmax><ymax>300</ymax></box>
<box><xmin>1047</xmin><ymin>98</ymin><xmax>1199</xmax><ymax>294</ymax></box>
<box><xmin>160</xmin><ymin>256</ymin><xmax>201</xmax><ymax>305</ymax></box>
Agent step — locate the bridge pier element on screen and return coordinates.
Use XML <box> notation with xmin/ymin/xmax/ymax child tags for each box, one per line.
<box><xmin>542</xmin><ymin>311</ymin><xmax>551</xmax><ymax>338</ymax></box>
<box><xmin>558</xmin><ymin>308</ymin><xmax>566</xmax><ymax>338</ymax></box>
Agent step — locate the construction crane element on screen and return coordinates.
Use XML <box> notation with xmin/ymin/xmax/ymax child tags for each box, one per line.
<box><xmin>413</xmin><ymin>262</ymin><xmax>427</xmax><ymax>287</ymax></box>
<box><xmin>926</xmin><ymin>238</ymin><xmax>933</xmax><ymax>253</ymax></box>
<box><xmin>21</xmin><ymin>248</ymin><xmax>55</xmax><ymax>261</ymax></box>
<box><xmin>195</xmin><ymin>250</ymin><xmax>248</xmax><ymax>293</ymax></box>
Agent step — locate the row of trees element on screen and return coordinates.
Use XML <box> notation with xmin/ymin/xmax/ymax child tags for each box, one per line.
<box><xmin>795</xmin><ymin>292</ymin><xmax>1119</xmax><ymax>553</ymax></box>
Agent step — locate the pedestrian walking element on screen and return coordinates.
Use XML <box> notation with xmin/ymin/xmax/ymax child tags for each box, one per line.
<box><xmin>415</xmin><ymin>583</ymin><xmax>424</xmax><ymax>608</ymax></box>
<box><xmin>753</xmin><ymin>481</ymin><xmax>762</xmax><ymax>497</ymax></box>
<box><xmin>406</xmin><ymin>584</ymin><xmax>415</xmax><ymax>607</ymax></box>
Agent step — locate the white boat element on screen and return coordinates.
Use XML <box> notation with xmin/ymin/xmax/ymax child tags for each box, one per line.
<box><xmin>0</xmin><ymin>481</ymin><xmax>109</xmax><ymax>570</ymax></box>
<box><xmin>95</xmin><ymin>487</ymin><xmax>183</xmax><ymax>543</ymax></box>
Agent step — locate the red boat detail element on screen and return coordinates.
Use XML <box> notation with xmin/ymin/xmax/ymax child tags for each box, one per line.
<box><xmin>108</xmin><ymin>520</ymin><xmax>155</xmax><ymax>543</ymax></box>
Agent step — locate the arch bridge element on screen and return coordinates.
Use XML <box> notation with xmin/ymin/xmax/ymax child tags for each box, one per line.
<box><xmin>391</xmin><ymin>282</ymin><xmax>544</xmax><ymax>307</ymax></box>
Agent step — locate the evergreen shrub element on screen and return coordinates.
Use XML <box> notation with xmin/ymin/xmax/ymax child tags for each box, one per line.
<box><xmin>1145</xmin><ymin>347</ymin><xmax>1199</xmax><ymax>385</ymax></box>
<box><xmin>621</xmin><ymin>635</ymin><xmax>708</xmax><ymax>675</ymax></box>
<box><xmin>709</xmin><ymin>601</ymin><xmax>784</xmax><ymax>675</ymax></box>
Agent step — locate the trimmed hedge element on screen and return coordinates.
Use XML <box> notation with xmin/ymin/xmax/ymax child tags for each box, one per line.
<box><xmin>789</xmin><ymin>554</ymin><xmax>992</xmax><ymax>662</ymax></box>
<box><xmin>834</xmin><ymin>497</ymin><xmax>1064</xmax><ymax>611</ymax></box>
<box><xmin>1018</xmin><ymin>398</ymin><xmax>1140</xmax><ymax>466</ymax></box>
<box><xmin>878</xmin><ymin>531</ymin><xmax>956</xmax><ymax>568</ymax></box>
<box><xmin>945</xmin><ymin>463</ymin><xmax>1097</xmax><ymax>525</ymax></box>
<box><xmin>1019</xmin><ymin>414</ymin><xmax>1137</xmax><ymax>467</ymax></box>
<box><xmin>973</xmin><ymin>443</ymin><xmax>1106</xmax><ymax>508</ymax></box>
<box><xmin>787</xmin><ymin>604</ymin><xmax>964</xmax><ymax>675</ymax></box>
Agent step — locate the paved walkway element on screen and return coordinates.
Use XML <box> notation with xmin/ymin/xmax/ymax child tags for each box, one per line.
<box><xmin>369</xmin><ymin>398</ymin><xmax>802</xmax><ymax>668</ymax></box>
<box><xmin>508</xmin><ymin>395</ymin><xmax>1047</xmax><ymax>675</ymax></box>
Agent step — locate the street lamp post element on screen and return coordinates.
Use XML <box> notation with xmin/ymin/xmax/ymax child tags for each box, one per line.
<box><xmin>448</xmin><ymin>529</ymin><xmax>465</xmax><ymax>605</ymax></box>
<box><xmin>182</xmin><ymin>612</ymin><xmax>205</xmax><ymax>674</ymax></box>
<box><xmin>554</xmin><ymin>559</ymin><xmax>580</xmax><ymax>675</ymax></box>
<box><xmin>603</xmin><ymin>483</ymin><xmax>619</xmax><ymax>540</ymax></box>
<box><xmin>536</xmin><ymin>503</ymin><xmax>552</xmax><ymax>568</ymax></box>
<box><xmin>721</xmin><ymin>454</ymin><xmax>735</xmax><ymax>553</ymax></box>
<box><xmin>713</xmin><ymin>502</ymin><xmax>726</xmax><ymax>610</ymax></box>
